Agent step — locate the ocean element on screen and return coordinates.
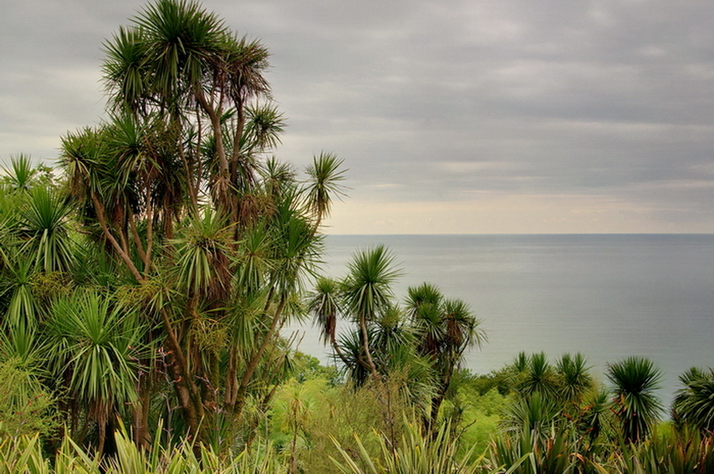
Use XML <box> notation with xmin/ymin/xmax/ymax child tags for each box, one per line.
<box><xmin>286</xmin><ymin>234</ymin><xmax>714</xmax><ymax>406</ymax></box>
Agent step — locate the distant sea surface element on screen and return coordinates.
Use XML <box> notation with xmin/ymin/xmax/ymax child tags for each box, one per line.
<box><xmin>286</xmin><ymin>234</ymin><xmax>714</xmax><ymax>404</ymax></box>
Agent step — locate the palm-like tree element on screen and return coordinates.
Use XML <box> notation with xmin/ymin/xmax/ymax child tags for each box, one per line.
<box><xmin>511</xmin><ymin>352</ymin><xmax>559</xmax><ymax>400</ymax></box>
<box><xmin>672</xmin><ymin>367</ymin><xmax>714</xmax><ymax>432</ymax></box>
<box><xmin>556</xmin><ymin>353</ymin><xmax>593</xmax><ymax>404</ymax></box>
<box><xmin>307</xmin><ymin>277</ymin><xmax>349</xmax><ymax>366</ymax></box>
<box><xmin>607</xmin><ymin>356</ymin><xmax>663</xmax><ymax>443</ymax></box>
<box><xmin>232</xmin><ymin>190</ymin><xmax>323</xmax><ymax>418</ymax></box>
<box><xmin>337</xmin><ymin>329</ymin><xmax>372</xmax><ymax>387</ymax></box>
<box><xmin>406</xmin><ymin>283</ymin><xmax>485</xmax><ymax>427</ymax></box>
<box><xmin>52</xmin><ymin>0</ymin><xmax>345</xmax><ymax>447</ymax></box>
<box><xmin>304</xmin><ymin>152</ymin><xmax>347</xmax><ymax>231</ymax></box>
<box><xmin>46</xmin><ymin>290</ymin><xmax>145</xmax><ymax>452</ymax></box>
<box><xmin>341</xmin><ymin>246</ymin><xmax>400</xmax><ymax>380</ymax></box>
<box><xmin>370</xmin><ymin>304</ymin><xmax>415</xmax><ymax>361</ymax></box>
<box><xmin>19</xmin><ymin>186</ymin><xmax>76</xmax><ymax>274</ymax></box>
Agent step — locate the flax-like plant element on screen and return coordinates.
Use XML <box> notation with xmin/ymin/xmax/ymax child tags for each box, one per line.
<box><xmin>614</xmin><ymin>427</ymin><xmax>714</xmax><ymax>474</ymax></box>
<box><xmin>0</xmin><ymin>432</ymin><xmax>52</xmax><ymax>473</ymax></box>
<box><xmin>331</xmin><ymin>420</ymin><xmax>484</xmax><ymax>474</ymax></box>
<box><xmin>502</xmin><ymin>392</ymin><xmax>561</xmax><ymax>437</ymax></box>
<box><xmin>4</xmin><ymin>154</ymin><xmax>36</xmax><ymax>193</ymax></box>
<box><xmin>489</xmin><ymin>425</ymin><xmax>607</xmax><ymax>474</ymax></box>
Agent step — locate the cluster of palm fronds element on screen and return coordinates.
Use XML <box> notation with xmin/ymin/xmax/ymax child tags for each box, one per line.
<box><xmin>307</xmin><ymin>254</ymin><xmax>487</xmax><ymax>430</ymax></box>
<box><xmin>486</xmin><ymin>352</ymin><xmax>714</xmax><ymax>473</ymax></box>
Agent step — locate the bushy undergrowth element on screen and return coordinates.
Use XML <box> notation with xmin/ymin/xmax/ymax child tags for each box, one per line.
<box><xmin>0</xmin><ymin>360</ymin><xmax>57</xmax><ymax>438</ymax></box>
<box><xmin>3</xmin><ymin>357</ymin><xmax>714</xmax><ymax>473</ymax></box>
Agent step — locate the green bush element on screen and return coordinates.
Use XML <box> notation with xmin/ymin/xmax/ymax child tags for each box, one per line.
<box><xmin>0</xmin><ymin>359</ymin><xmax>56</xmax><ymax>438</ymax></box>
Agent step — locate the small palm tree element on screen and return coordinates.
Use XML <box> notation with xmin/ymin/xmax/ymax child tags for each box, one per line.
<box><xmin>556</xmin><ymin>352</ymin><xmax>593</xmax><ymax>404</ymax></box>
<box><xmin>46</xmin><ymin>290</ymin><xmax>145</xmax><ymax>452</ymax></box>
<box><xmin>307</xmin><ymin>276</ymin><xmax>350</xmax><ymax>366</ymax></box>
<box><xmin>672</xmin><ymin>367</ymin><xmax>714</xmax><ymax>432</ymax></box>
<box><xmin>517</xmin><ymin>352</ymin><xmax>559</xmax><ymax>399</ymax></box>
<box><xmin>341</xmin><ymin>246</ymin><xmax>400</xmax><ymax>380</ymax></box>
<box><xmin>607</xmin><ymin>356</ymin><xmax>663</xmax><ymax>443</ymax></box>
<box><xmin>406</xmin><ymin>283</ymin><xmax>485</xmax><ymax>428</ymax></box>
<box><xmin>304</xmin><ymin>152</ymin><xmax>347</xmax><ymax>231</ymax></box>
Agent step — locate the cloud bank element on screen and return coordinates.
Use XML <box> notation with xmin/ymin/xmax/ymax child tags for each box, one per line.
<box><xmin>2</xmin><ymin>0</ymin><xmax>713</xmax><ymax>233</ymax></box>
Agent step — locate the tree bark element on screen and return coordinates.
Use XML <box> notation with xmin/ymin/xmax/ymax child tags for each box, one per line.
<box><xmin>359</xmin><ymin>318</ymin><xmax>380</xmax><ymax>380</ymax></box>
<box><xmin>91</xmin><ymin>193</ymin><xmax>145</xmax><ymax>283</ymax></box>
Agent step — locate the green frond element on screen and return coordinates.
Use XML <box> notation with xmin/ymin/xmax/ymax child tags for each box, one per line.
<box><xmin>607</xmin><ymin>356</ymin><xmax>663</xmax><ymax>443</ymax></box>
<box><xmin>3</xmin><ymin>154</ymin><xmax>36</xmax><ymax>193</ymax></box>
<box><xmin>672</xmin><ymin>367</ymin><xmax>714</xmax><ymax>432</ymax></box>
<box><xmin>342</xmin><ymin>245</ymin><xmax>400</xmax><ymax>324</ymax></box>
<box><xmin>172</xmin><ymin>207</ymin><xmax>234</xmax><ymax>299</ymax></box>
<box><xmin>46</xmin><ymin>290</ymin><xmax>145</xmax><ymax>412</ymax></box>
<box><xmin>304</xmin><ymin>152</ymin><xmax>347</xmax><ymax>225</ymax></box>
<box><xmin>19</xmin><ymin>186</ymin><xmax>75</xmax><ymax>273</ymax></box>
<box><xmin>102</xmin><ymin>25</ymin><xmax>150</xmax><ymax>112</ymax></box>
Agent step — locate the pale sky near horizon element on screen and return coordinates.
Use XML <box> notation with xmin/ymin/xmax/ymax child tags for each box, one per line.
<box><xmin>2</xmin><ymin>0</ymin><xmax>714</xmax><ymax>234</ymax></box>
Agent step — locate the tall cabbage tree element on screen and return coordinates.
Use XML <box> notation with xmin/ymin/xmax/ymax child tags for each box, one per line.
<box><xmin>342</xmin><ymin>246</ymin><xmax>400</xmax><ymax>380</ymax></box>
<box><xmin>52</xmin><ymin>0</ymin><xmax>343</xmax><ymax>446</ymax></box>
<box><xmin>406</xmin><ymin>283</ymin><xmax>485</xmax><ymax>427</ymax></box>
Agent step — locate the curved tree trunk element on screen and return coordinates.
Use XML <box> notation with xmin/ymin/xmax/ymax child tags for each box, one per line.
<box><xmin>359</xmin><ymin>318</ymin><xmax>380</xmax><ymax>380</ymax></box>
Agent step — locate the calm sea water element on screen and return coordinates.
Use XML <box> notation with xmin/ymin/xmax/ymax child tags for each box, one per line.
<box><xmin>286</xmin><ymin>234</ymin><xmax>714</xmax><ymax>406</ymax></box>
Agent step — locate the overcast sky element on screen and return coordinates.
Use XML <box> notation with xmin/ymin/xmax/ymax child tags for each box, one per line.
<box><xmin>2</xmin><ymin>0</ymin><xmax>714</xmax><ymax>234</ymax></box>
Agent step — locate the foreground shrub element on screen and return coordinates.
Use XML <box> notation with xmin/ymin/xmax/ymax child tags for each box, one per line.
<box><xmin>0</xmin><ymin>359</ymin><xmax>56</xmax><ymax>438</ymax></box>
<box><xmin>330</xmin><ymin>420</ymin><xmax>486</xmax><ymax>474</ymax></box>
<box><xmin>0</xmin><ymin>429</ymin><xmax>287</xmax><ymax>474</ymax></box>
<box><xmin>613</xmin><ymin>427</ymin><xmax>714</xmax><ymax>474</ymax></box>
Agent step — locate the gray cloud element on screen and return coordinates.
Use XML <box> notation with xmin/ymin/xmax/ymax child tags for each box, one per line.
<box><xmin>2</xmin><ymin>0</ymin><xmax>714</xmax><ymax>232</ymax></box>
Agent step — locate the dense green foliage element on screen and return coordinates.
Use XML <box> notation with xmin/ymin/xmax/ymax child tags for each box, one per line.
<box><xmin>2</xmin><ymin>1</ymin><xmax>714</xmax><ymax>472</ymax></box>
